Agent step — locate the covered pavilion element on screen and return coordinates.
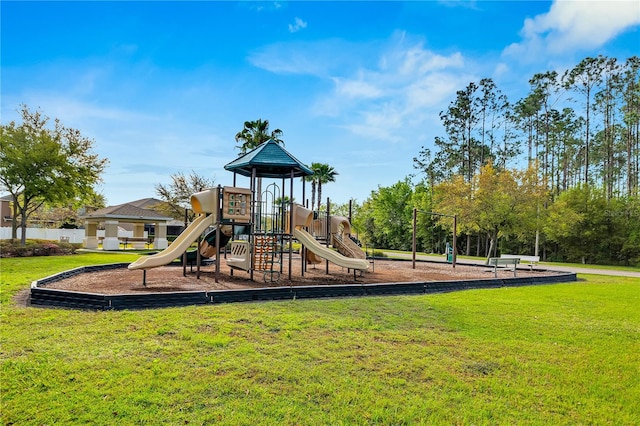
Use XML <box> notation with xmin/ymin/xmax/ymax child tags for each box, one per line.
<box><xmin>81</xmin><ymin>203</ymin><xmax>173</xmax><ymax>251</ymax></box>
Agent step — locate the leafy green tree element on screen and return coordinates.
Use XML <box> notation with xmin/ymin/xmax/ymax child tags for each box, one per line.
<box><xmin>434</xmin><ymin>164</ymin><xmax>545</xmax><ymax>260</ymax></box>
<box><xmin>410</xmin><ymin>180</ymin><xmax>444</xmax><ymax>253</ymax></box>
<box><xmin>544</xmin><ymin>187</ymin><xmax>639</xmax><ymax>264</ymax></box>
<box><xmin>234</xmin><ymin>119</ymin><xmax>283</xmax><ymax>154</ymax></box>
<box><xmin>330</xmin><ymin>200</ymin><xmax>360</xmax><ymax>220</ymax></box>
<box><xmin>155</xmin><ymin>171</ymin><xmax>215</xmax><ymax>223</ymax></box>
<box><xmin>351</xmin><ymin>180</ymin><xmax>437</xmax><ymax>253</ymax></box>
<box><xmin>543</xmin><ymin>186</ymin><xmax>611</xmax><ymax>263</ymax></box>
<box><xmin>368</xmin><ymin>178</ymin><xmax>416</xmax><ymax>251</ymax></box>
<box><xmin>352</xmin><ymin>198</ymin><xmax>376</xmax><ymax>248</ymax></box>
<box><xmin>432</xmin><ymin>174</ymin><xmax>477</xmax><ymax>255</ymax></box>
<box><xmin>0</xmin><ymin>105</ymin><xmax>108</xmax><ymax>244</ymax></box>
<box><xmin>619</xmin><ymin>195</ymin><xmax>640</xmax><ymax>264</ymax></box>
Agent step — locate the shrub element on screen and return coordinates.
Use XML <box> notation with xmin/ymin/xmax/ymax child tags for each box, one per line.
<box><xmin>0</xmin><ymin>239</ymin><xmax>79</xmax><ymax>258</ymax></box>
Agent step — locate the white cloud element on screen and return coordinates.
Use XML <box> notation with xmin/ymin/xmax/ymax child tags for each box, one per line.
<box><xmin>504</xmin><ymin>0</ymin><xmax>640</xmax><ymax>59</ymax></box>
<box><xmin>288</xmin><ymin>17</ymin><xmax>307</xmax><ymax>33</ymax></box>
<box><xmin>397</xmin><ymin>46</ymin><xmax>464</xmax><ymax>75</ymax></box>
<box><xmin>263</xmin><ymin>31</ymin><xmax>473</xmax><ymax>144</ymax></box>
<box><xmin>248</xmin><ymin>41</ymin><xmax>340</xmax><ymax>76</ymax></box>
<box><xmin>314</xmin><ymin>33</ymin><xmax>470</xmax><ymax>142</ymax></box>
<box><xmin>493</xmin><ymin>62</ymin><xmax>510</xmax><ymax>77</ymax></box>
<box><xmin>333</xmin><ymin>77</ymin><xmax>383</xmax><ymax>99</ymax></box>
<box><xmin>405</xmin><ymin>72</ymin><xmax>466</xmax><ymax>110</ymax></box>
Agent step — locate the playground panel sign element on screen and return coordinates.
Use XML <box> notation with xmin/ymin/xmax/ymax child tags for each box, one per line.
<box><xmin>223</xmin><ymin>186</ymin><xmax>251</xmax><ymax>222</ymax></box>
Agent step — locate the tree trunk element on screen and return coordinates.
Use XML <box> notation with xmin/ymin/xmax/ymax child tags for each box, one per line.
<box><xmin>20</xmin><ymin>211</ymin><xmax>28</xmax><ymax>245</ymax></box>
<box><xmin>485</xmin><ymin>234</ymin><xmax>490</xmax><ymax>257</ymax></box>
<box><xmin>11</xmin><ymin>196</ymin><xmax>19</xmax><ymax>240</ymax></box>
<box><xmin>485</xmin><ymin>231</ymin><xmax>496</xmax><ymax>264</ymax></box>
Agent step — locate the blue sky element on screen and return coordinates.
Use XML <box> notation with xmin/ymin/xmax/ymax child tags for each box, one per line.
<box><xmin>2</xmin><ymin>1</ymin><xmax>639</xmax><ymax>207</ymax></box>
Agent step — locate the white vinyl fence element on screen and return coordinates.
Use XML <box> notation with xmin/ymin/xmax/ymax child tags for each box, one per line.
<box><xmin>0</xmin><ymin>227</ymin><xmax>137</xmax><ymax>244</ymax></box>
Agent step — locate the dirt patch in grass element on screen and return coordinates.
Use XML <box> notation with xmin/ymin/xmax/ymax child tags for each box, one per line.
<box><xmin>39</xmin><ymin>255</ymin><xmax>559</xmax><ymax>295</ymax></box>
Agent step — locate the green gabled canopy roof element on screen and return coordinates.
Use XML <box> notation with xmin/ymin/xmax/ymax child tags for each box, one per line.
<box><xmin>224</xmin><ymin>139</ymin><xmax>314</xmax><ymax>178</ymax></box>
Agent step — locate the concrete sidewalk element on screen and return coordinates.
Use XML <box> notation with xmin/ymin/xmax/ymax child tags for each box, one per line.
<box><xmin>381</xmin><ymin>251</ymin><xmax>640</xmax><ymax>279</ymax></box>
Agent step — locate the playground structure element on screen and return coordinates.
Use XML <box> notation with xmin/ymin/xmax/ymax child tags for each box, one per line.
<box><xmin>128</xmin><ymin>186</ymin><xmax>369</xmax><ymax>283</ymax></box>
<box><xmin>128</xmin><ymin>140</ymin><xmax>368</xmax><ymax>283</ymax></box>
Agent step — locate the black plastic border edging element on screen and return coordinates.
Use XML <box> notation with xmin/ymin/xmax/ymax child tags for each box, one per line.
<box><xmin>30</xmin><ymin>263</ymin><xmax>578</xmax><ymax>311</ymax></box>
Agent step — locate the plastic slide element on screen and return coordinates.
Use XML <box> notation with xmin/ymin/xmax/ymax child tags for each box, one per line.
<box><xmin>293</xmin><ymin>228</ymin><xmax>369</xmax><ymax>271</ymax></box>
<box><xmin>197</xmin><ymin>228</ymin><xmax>232</xmax><ymax>259</ymax></box>
<box><xmin>332</xmin><ymin>234</ymin><xmax>366</xmax><ymax>260</ymax></box>
<box><xmin>128</xmin><ymin>214</ymin><xmax>215</xmax><ymax>270</ymax></box>
<box><xmin>305</xmin><ymin>248</ymin><xmax>323</xmax><ymax>264</ymax></box>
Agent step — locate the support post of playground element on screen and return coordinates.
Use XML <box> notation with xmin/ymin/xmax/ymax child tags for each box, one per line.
<box><xmin>325</xmin><ymin>197</ymin><xmax>331</xmax><ymax>275</ymax></box>
<box><xmin>214</xmin><ymin>186</ymin><xmax>222</xmax><ymax>283</ymax></box>
<box><xmin>412</xmin><ymin>209</ymin><xmax>457</xmax><ymax>269</ymax></box>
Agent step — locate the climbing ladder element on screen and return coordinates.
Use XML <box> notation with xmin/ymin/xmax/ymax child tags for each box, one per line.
<box><xmin>253</xmin><ymin>234</ymin><xmax>280</xmax><ymax>283</ymax></box>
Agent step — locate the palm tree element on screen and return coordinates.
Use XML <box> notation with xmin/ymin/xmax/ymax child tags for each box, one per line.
<box><xmin>304</xmin><ymin>163</ymin><xmax>323</xmax><ymax>211</ymax></box>
<box><xmin>234</xmin><ymin>119</ymin><xmax>284</xmax><ymax>232</ymax></box>
<box><xmin>314</xmin><ymin>163</ymin><xmax>339</xmax><ymax>210</ymax></box>
<box><xmin>234</xmin><ymin>119</ymin><xmax>284</xmax><ymax>154</ymax></box>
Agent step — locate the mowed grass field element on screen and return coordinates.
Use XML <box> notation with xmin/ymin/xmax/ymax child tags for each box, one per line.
<box><xmin>1</xmin><ymin>253</ymin><xmax>639</xmax><ymax>425</ymax></box>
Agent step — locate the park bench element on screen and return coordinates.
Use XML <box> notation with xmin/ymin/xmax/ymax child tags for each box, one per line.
<box><xmin>121</xmin><ymin>237</ymin><xmax>153</xmax><ymax>249</ymax></box>
<box><xmin>486</xmin><ymin>257</ymin><xmax>520</xmax><ymax>278</ymax></box>
<box><xmin>500</xmin><ymin>254</ymin><xmax>539</xmax><ymax>270</ymax></box>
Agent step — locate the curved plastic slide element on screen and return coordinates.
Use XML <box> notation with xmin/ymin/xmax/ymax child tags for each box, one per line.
<box><xmin>198</xmin><ymin>228</ymin><xmax>232</xmax><ymax>259</ymax></box>
<box><xmin>332</xmin><ymin>234</ymin><xmax>366</xmax><ymax>260</ymax></box>
<box><xmin>293</xmin><ymin>228</ymin><xmax>369</xmax><ymax>271</ymax></box>
<box><xmin>128</xmin><ymin>214</ymin><xmax>215</xmax><ymax>270</ymax></box>
<box><xmin>305</xmin><ymin>248</ymin><xmax>323</xmax><ymax>264</ymax></box>
<box><xmin>343</xmin><ymin>236</ymin><xmax>367</xmax><ymax>259</ymax></box>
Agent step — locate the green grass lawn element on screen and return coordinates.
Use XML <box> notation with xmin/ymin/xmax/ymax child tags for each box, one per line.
<box><xmin>1</xmin><ymin>253</ymin><xmax>639</xmax><ymax>425</ymax></box>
